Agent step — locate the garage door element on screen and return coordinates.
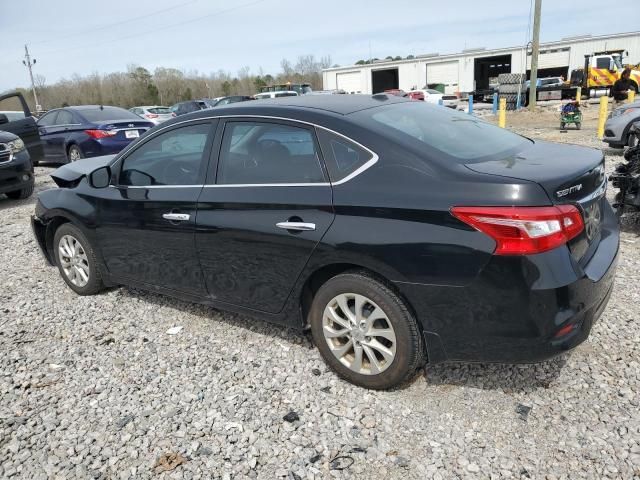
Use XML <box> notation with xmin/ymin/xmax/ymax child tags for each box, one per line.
<box><xmin>426</xmin><ymin>61</ymin><xmax>459</xmax><ymax>94</ymax></box>
<box><xmin>336</xmin><ymin>71</ymin><xmax>362</xmax><ymax>94</ymax></box>
<box><xmin>527</xmin><ymin>48</ymin><xmax>570</xmax><ymax>69</ymax></box>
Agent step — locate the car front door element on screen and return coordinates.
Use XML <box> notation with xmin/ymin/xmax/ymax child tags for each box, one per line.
<box><xmin>94</xmin><ymin>120</ymin><xmax>217</xmax><ymax>295</ymax></box>
<box><xmin>195</xmin><ymin>119</ymin><xmax>335</xmax><ymax>313</ymax></box>
<box><xmin>0</xmin><ymin>92</ymin><xmax>43</xmax><ymax>163</ymax></box>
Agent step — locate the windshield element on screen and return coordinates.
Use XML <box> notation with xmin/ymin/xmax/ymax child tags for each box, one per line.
<box><xmin>358</xmin><ymin>102</ymin><xmax>530</xmax><ymax>162</ymax></box>
<box><xmin>301</xmin><ymin>85</ymin><xmax>313</xmax><ymax>94</ymax></box>
<box><xmin>148</xmin><ymin>107</ymin><xmax>171</xmax><ymax>114</ymax></box>
<box><xmin>80</xmin><ymin>107</ymin><xmax>141</xmax><ymax>122</ymax></box>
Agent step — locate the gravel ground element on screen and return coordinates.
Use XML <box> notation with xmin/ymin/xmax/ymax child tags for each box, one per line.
<box><xmin>1</xmin><ymin>110</ymin><xmax>639</xmax><ymax>479</ymax></box>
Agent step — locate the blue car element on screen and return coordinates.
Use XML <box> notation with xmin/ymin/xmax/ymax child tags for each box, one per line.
<box><xmin>36</xmin><ymin>105</ymin><xmax>154</xmax><ymax>163</ymax></box>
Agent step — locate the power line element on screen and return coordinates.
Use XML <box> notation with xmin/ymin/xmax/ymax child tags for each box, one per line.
<box><xmin>30</xmin><ymin>0</ymin><xmax>199</xmax><ymax>46</ymax></box>
<box><xmin>37</xmin><ymin>0</ymin><xmax>267</xmax><ymax>57</ymax></box>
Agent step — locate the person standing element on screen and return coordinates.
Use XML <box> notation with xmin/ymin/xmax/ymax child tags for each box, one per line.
<box><xmin>612</xmin><ymin>68</ymin><xmax>633</xmax><ymax>105</ymax></box>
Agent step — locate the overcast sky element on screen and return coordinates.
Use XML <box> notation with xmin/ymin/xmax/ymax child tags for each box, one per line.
<box><xmin>1</xmin><ymin>0</ymin><xmax>638</xmax><ymax>92</ymax></box>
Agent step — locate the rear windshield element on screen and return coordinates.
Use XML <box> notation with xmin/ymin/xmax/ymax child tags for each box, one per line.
<box><xmin>80</xmin><ymin>107</ymin><xmax>141</xmax><ymax>122</ymax></box>
<box><xmin>148</xmin><ymin>107</ymin><xmax>171</xmax><ymax>114</ymax></box>
<box><xmin>357</xmin><ymin>102</ymin><xmax>530</xmax><ymax>162</ymax></box>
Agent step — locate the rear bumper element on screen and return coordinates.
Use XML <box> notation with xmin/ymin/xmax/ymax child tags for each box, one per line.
<box><xmin>398</xmin><ymin>201</ymin><xmax>620</xmax><ymax>364</ymax></box>
<box><xmin>0</xmin><ymin>151</ymin><xmax>34</xmax><ymax>195</ymax></box>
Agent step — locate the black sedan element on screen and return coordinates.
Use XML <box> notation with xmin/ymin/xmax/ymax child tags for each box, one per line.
<box><xmin>31</xmin><ymin>95</ymin><xmax>619</xmax><ymax>389</ymax></box>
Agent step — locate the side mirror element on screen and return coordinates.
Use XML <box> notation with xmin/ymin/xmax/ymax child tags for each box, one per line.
<box><xmin>89</xmin><ymin>166</ymin><xmax>111</xmax><ymax>189</ymax></box>
<box><xmin>0</xmin><ymin>114</ymin><xmax>8</xmax><ymax>125</ymax></box>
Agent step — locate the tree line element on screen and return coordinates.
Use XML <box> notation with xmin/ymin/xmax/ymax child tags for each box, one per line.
<box><xmin>7</xmin><ymin>55</ymin><xmax>333</xmax><ymax>111</ymax></box>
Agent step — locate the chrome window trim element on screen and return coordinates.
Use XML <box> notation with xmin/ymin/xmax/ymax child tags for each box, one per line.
<box><xmin>112</xmin><ymin>114</ymin><xmax>379</xmax><ymax>188</ymax></box>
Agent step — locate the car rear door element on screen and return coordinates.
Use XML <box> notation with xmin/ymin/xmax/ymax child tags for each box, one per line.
<box><xmin>95</xmin><ymin>120</ymin><xmax>217</xmax><ymax>295</ymax></box>
<box><xmin>195</xmin><ymin>118</ymin><xmax>335</xmax><ymax>314</ymax></box>
<box><xmin>0</xmin><ymin>92</ymin><xmax>43</xmax><ymax>162</ymax></box>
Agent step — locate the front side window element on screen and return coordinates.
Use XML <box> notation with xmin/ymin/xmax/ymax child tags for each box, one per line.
<box><xmin>316</xmin><ymin>129</ymin><xmax>373</xmax><ymax>182</ymax></box>
<box><xmin>595</xmin><ymin>57</ymin><xmax>610</xmax><ymax>69</ymax></box>
<box><xmin>217</xmin><ymin>121</ymin><xmax>325</xmax><ymax>184</ymax></box>
<box><xmin>119</xmin><ymin>123</ymin><xmax>210</xmax><ymax>186</ymax></box>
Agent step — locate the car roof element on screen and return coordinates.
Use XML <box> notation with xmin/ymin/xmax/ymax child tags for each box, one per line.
<box><xmin>193</xmin><ymin>94</ymin><xmax>410</xmax><ymax>116</ymax></box>
<box><xmin>67</xmin><ymin>105</ymin><xmax>127</xmax><ymax>110</ymax></box>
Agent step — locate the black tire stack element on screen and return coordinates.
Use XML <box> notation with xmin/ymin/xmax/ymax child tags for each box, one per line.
<box><xmin>498</xmin><ymin>73</ymin><xmax>526</xmax><ymax>111</ymax></box>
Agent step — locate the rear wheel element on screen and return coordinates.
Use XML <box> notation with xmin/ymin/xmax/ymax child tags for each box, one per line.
<box><xmin>309</xmin><ymin>272</ymin><xmax>424</xmax><ymax>389</ymax></box>
<box><xmin>5</xmin><ymin>184</ymin><xmax>34</xmax><ymax>200</ymax></box>
<box><xmin>560</xmin><ymin>122</ymin><xmax>566</xmax><ymax>130</ymax></box>
<box><xmin>67</xmin><ymin>145</ymin><xmax>83</xmax><ymax>162</ymax></box>
<box><xmin>576</xmin><ymin>122</ymin><xmax>582</xmax><ymax>130</ymax></box>
<box><xmin>53</xmin><ymin>223</ymin><xmax>104</xmax><ymax>295</ymax></box>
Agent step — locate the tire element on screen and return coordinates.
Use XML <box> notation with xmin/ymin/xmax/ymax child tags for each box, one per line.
<box><xmin>629</xmin><ymin>134</ymin><xmax>639</xmax><ymax>148</ymax></box>
<box><xmin>5</xmin><ymin>184</ymin><xmax>34</xmax><ymax>200</ymax></box>
<box><xmin>576</xmin><ymin>122</ymin><xmax>582</xmax><ymax>130</ymax></box>
<box><xmin>67</xmin><ymin>145</ymin><xmax>83</xmax><ymax>162</ymax></box>
<box><xmin>560</xmin><ymin>122</ymin><xmax>566</xmax><ymax>130</ymax></box>
<box><xmin>309</xmin><ymin>271</ymin><xmax>424</xmax><ymax>390</ymax></box>
<box><xmin>498</xmin><ymin>73</ymin><xmax>526</xmax><ymax>85</ymax></box>
<box><xmin>53</xmin><ymin>223</ymin><xmax>104</xmax><ymax>295</ymax></box>
<box><xmin>498</xmin><ymin>84</ymin><xmax>526</xmax><ymax>94</ymax></box>
<box><xmin>500</xmin><ymin>93</ymin><xmax>526</xmax><ymax>103</ymax></box>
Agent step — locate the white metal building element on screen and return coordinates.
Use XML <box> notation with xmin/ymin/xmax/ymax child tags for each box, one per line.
<box><xmin>323</xmin><ymin>31</ymin><xmax>640</xmax><ymax>96</ymax></box>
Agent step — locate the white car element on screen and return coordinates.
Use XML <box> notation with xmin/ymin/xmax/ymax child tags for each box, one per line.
<box><xmin>412</xmin><ymin>89</ymin><xmax>458</xmax><ymax>108</ymax></box>
<box><xmin>129</xmin><ymin>106</ymin><xmax>174</xmax><ymax>125</ymax></box>
<box><xmin>253</xmin><ymin>91</ymin><xmax>299</xmax><ymax>100</ymax></box>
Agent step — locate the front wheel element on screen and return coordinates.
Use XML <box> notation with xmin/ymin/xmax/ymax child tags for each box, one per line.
<box><xmin>53</xmin><ymin>223</ymin><xmax>104</xmax><ymax>295</ymax></box>
<box><xmin>309</xmin><ymin>272</ymin><xmax>424</xmax><ymax>389</ymax></box>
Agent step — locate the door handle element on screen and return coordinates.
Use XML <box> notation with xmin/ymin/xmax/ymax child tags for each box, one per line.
<box><xmin>276</xmin><ymin>221</ymin><xmax>316</xmax><ymax>231</ymax></box>
<box><xmin>163</xmin><ymin>213</ymin><xmax>190</xmax><ymax>222</ymax></box>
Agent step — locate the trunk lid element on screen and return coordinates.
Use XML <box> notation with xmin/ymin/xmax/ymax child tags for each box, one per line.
<box><xmin>94</xmin><ymin>120</ymin><xmax>153</xmax><ymax>141</ymax></box>
<box><xmin>465</xmin><ymin>140</ymin><xmax>606</xmax><ymax>263</ymax></box>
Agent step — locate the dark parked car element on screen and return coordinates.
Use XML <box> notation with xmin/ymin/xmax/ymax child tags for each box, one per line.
<box><xmin>0</xmin><ymin>92</ymin><xmax>43</xmax><ymax>164</ymax></box>
<box><xmin>0</xmin><ymin>130</ymin><xmax>34</xmax><ymax>199</ymax></box>
<box><xmin>170</xmin><ymin>100</ymin><xmax>208</xmax><ymax>116</ymax></box>
<box><xmin>31</xmin><ymin>95</ymin><xmax>618</xmax><ymax>389</ymax></box>
<box><xmin>36</xmin><ymin>106</ymin><xmax>154</xmax><ymax>163</ymax></box>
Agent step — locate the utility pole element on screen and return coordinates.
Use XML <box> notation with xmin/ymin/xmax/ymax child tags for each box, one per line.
<box><xmin>22</xmin><ymin>45</ymin><xmax>40</xmax><ymax>112</ymax></box>
<box><xmin>528</xmin><ymin>0</ymin><xmax>542</xmax><ymax>111</ymax></box>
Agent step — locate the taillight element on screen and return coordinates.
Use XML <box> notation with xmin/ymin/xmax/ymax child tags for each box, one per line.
<box><xmin>451</xmin><ymin>205</ymin><xmax>584</xmax><ymax>255</ymax></box>
<box><xmin>85</xmin><ymin>129</ymin><xmax>117</xmax><ymax>139</ymax></box>
<box><xmin>145</xmin><ymin>113</ymin><xmax>158</xmax><ymax>118</ymax></box>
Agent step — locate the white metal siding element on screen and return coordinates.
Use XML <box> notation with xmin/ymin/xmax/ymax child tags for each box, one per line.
<box><xmin>426</xmin><ymin>61</ymin><xmax>459</xmax><ymax>94</ymax></box>
<box><xmin>527</xmin><ymin>48</ymin><xmax>571</xmax><ymax>69</ymax></box>
<box><xmin>336</xmin><ymin>71</ymin><xmax>362</xmax><ymax>93</ymax></box>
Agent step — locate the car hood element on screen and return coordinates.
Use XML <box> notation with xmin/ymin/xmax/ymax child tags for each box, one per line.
<box><xmin>50</xmin><ymin>154</ymin><xmax>116</xmax><ymax>186</ymax></box>
<box><xmin>0</xmin><ymin>130</ymin><xmax>19</xmax><ymax>142</ymax></box>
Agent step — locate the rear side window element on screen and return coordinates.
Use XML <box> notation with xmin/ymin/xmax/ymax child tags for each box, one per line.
<box><xmin>37</xmin><ymin>111</ymin><xmax>58</xmax><ymax>126</ymax></box>
<box><xmin>119</xmin><ymin>123</ymin><xmax>210</xmax><ymax>186</ymax></box>
<box><xmin>316</xmin><ymin>129</ymin><xmax>373</xmax><ymax>182</ymax></box>
<box><xmin>217</xmin><ymin>121</ymin><xmax>325</xmax><ymax>184</ymax></box>
<box><xmin>56</xmin><ymin>110</ymin><xmax>74</xmax><ymax>125</ymax></box>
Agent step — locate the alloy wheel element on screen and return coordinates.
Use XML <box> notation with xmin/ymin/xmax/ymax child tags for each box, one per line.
<box><xmin>58</xmin><ymin>234</ymin><xmax>90</xmax><ymax>287</ymax></box>
<box><xmin>322</xmin><ymin>293</ymin><xmax>397</xmax><ymax>375</ymax></box>
<box><xmin>69</xmin><ymin>147</ymin><xmax>81</xmax><ymax>162</ymax></box>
